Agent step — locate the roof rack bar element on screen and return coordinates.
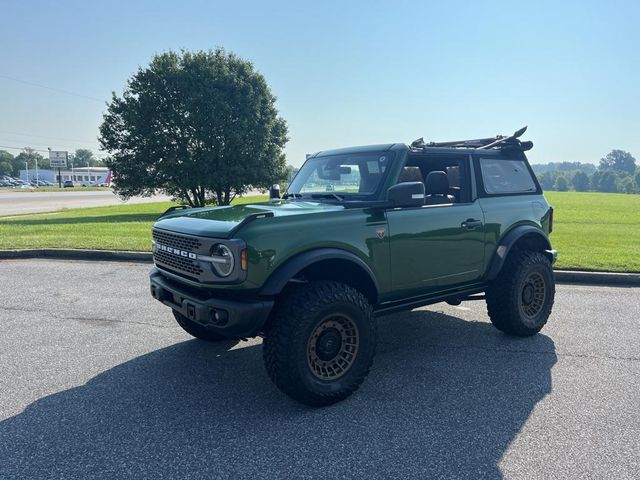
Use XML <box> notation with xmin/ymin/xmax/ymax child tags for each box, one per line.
<box><xmin>425</xmin><ymin>136</ymin><xmax>499</xmax><ymax>148</ymax></box>
<box><xmin>410</xmin><ymin>126</ymin><xmax>528</xmax><ymax>151</ymax></box>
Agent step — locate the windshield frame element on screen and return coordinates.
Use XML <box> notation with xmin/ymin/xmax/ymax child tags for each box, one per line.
<box><xmin>286</xmin><ymin>151</ymin><xmax>397</xmax><ymax>202</ymax></box>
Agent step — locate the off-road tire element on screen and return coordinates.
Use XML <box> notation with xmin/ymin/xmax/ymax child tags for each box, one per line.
<box><xmin>486</xmin><ymin>250</ymin><xmax>555</xmax><ymax>337</ymax></box>
<box><xmin>263</xmin><ymin>281</ymin><xmax>376</xmax><ymax>406</ymax></box>
<box><xmin>173</xmin><ymin>310</ymin><xmax>228</xmax><ymax>341</ymax></box>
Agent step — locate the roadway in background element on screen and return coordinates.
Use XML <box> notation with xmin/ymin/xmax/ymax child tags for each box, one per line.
<box><xmin>0</xmin><ymin>190</ymin><xmax>173</xmax><ymax>216</ymax></box>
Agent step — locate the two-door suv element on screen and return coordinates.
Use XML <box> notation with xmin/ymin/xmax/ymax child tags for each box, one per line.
<box><xmin>149</xmin><ymin>127</ymin><xmax>556</xmax><ymax>406</ymax></box>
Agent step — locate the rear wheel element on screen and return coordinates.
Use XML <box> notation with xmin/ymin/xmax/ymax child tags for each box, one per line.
<box><xmin>263</xmin><ymin>281</ymin><xmax>376</xmax><ymax>406</ymax></box>
<box><xmin>173</xmin><ymin>310</ymin><xmax>228</xmax><ymax>341</ymax></box>
<box><xmin>486</xmin><ymin>250</ymin><xmax>555</xmax><ymax>337</ymax></box>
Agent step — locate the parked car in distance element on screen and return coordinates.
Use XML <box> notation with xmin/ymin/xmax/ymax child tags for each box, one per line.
<box><xmin>63</xmin><ymin>180</ymin><xmax>75</xmax><ymax>188</ymax></box>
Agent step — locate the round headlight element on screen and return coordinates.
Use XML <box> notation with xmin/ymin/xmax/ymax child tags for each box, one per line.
<box><xmin>210</xmin><ymin>244</ymin><xmax>235</xmax><ymax>277</ymax></box>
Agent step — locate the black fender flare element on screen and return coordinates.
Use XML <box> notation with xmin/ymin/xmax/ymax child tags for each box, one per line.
<box><xmin>259</xmin><ymin>248</ymin><xmax>380</xmax><ymax>301</ymax></box>
<box><xmin>486</xmin><ymin>225</ymin><xmax>553</xmax><ymax>281</ymax></box>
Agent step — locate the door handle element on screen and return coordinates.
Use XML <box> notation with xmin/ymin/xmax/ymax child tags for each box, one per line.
<box><xmin>461</xmin><ymin>219</ymin><xmax>483</xmax><ymax>230</ymax></box>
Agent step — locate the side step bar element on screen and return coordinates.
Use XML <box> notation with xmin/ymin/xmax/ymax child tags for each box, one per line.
<box><xmin>375</xmin><ymin>284</ymin><xmax>488</xmax><ymax>317</ymax></box>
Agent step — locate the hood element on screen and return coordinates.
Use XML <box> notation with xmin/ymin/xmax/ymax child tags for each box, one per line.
<box><xmin>153</xmin><ymin>200</ymin><xmax>344</xmax><ymax>238</ymax></box>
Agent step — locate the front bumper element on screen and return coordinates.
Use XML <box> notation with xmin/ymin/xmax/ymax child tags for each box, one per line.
<box><xmin>149</xmin><ymin>268</ymin><xmax>273</xmax><ymax>338</ymax></box>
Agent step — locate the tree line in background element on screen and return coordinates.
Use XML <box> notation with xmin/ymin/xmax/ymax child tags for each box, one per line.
<box><xmin>0</xmin><ymin>148</ymin><xmax>105</xmax><ymax>177</ymax></box>
<box><xmin>533</xmin><ymin>150</ymin><xmax>640</xmax><ymax>194</ymax></box>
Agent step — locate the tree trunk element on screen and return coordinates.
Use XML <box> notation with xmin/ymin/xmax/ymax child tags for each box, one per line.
<box><xmin>197</xmin><ymin>186</ymin><xmax>205</xmax><ymax>206</ymax></box>
<box><xmin>181</xmin><ymin>190</ymin><xmax>195</xmax><ymax>207</ymax></box>
<box><xmin>190</xmin><ymin>187</ymin><xmax>202</xmax><ymax>207</ymax></box>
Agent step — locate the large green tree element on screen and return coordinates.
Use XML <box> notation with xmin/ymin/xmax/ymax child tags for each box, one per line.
<box><xmin>599</xmin><ymin>149</ymin><xmax>636</xmax><ymax>175</ymax></box>
<box><xmin>99</xmin><ymin>48</ymin><xmax>288</xmax><ymax>206</ymax></box>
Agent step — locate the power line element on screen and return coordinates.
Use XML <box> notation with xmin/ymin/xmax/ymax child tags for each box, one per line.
<box><xmin>0</xmin><ymin>144</ymin><xmax>49</xmax><ymax>153</ymax></box>
<box><xmin>0</xmin><ymin>129</ymin><xmax>98</xmax><ymax>146</ymax></box>
<box><xmin>0</xmin><ymin>74</ymin><xmax>105</xmax><ymax>103</ymax></box>
<box><xmin>0</xmin><ymin>143</ymin><xmax>109</xmax><ymax>158</ymax></box>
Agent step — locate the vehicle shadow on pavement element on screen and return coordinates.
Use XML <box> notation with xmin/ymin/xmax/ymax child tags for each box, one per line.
<box><xmin>0</xmin><ymin>309</ymin><xmax>556</xmax><ymax>479</ymax></box>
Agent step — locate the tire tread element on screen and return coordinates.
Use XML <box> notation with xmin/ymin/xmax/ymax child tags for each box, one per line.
<box><xmin>263</xmin><ymin>281</ymin><xmax>376</xmax><ymax>406</ymax></box>
<box><xmin>486</xmin><ymin>250</ymin><xmax>555</xmax><ymax>337</ymax></box>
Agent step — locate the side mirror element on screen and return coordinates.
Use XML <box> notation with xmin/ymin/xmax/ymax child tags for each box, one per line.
<box><xmin>269</xmin><ymin>184</ymin><xmax>280</xmax><ymax>200</ymax></box>
<box><xmin>387</xmin><ymin>182</ymin><xmax>425</xmax><ymax>208</ymax></box>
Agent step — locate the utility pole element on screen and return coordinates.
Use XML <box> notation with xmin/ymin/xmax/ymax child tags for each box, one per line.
<box><xmin>35</xmin><ymin>156</ymin><xmax>39</xmax><ymax>185</ymax></box>
<box><xmin>25</xmin><ymin>161</ymin><xmax>29</xmax><ymax>182</ymax></box>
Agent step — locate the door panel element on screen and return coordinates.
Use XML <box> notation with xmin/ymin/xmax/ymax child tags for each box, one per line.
<box><xmin>386</xmin><ymin>202</ymin><xmax>486</xmax><ymax>298</ymax></box>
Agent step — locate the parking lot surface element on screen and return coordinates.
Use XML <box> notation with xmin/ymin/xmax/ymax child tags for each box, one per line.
<box><xmin>1</xmin><ymin>259</ymin><xmax>639</xmax><ymax>479</ymax></box>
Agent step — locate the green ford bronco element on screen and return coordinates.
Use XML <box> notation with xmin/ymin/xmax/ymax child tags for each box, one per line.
<box><xmin>149</xmin><ymin>127</ymin><xmax>556</xmax><ymax>406</ymax></box>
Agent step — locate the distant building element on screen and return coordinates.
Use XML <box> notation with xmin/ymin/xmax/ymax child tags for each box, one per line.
<box><xmin>19</xmin><ymin>167</ymin><xmax>110</xmax><ymax>185</ymax></box>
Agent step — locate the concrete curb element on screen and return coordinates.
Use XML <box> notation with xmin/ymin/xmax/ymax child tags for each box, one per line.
<box><xmin>0</xmin><ymin>249</ymin><xmax>153</xmax><ymax>263</ymax></box>
<box><xmin>1</xmin><ymin>249</ymin><xmax>640</xmax><ymax>286</ymax></box>
<box><xmin>553</xmin><ymin>270</ymin><xmax>640</xmax><ymax>286</ymax></box>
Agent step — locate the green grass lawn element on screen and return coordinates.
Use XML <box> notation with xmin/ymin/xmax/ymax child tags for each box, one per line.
<box><xmin>0</xmin><ymin>196</ymin><xmax>267</xmax><ymax>252</ymax></box>
<box><xmin>545</xmin><ymin>191</ymin><xmax>640</xmax><ymax>272</ymax></box>
<box><xmin>0</xmin><ymin>191</ymin><xmax>638</xmax><ymax>272</ymax></box>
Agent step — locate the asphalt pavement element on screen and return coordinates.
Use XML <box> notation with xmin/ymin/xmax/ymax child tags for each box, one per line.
<box><xmin>1</xmin><ymin>259</ymin><xmax>638</xmax><ymax>479</ymax></box>
<box><xmin>0</xmin><ymin>190</ymin><xmax>172</xmax><ymax>216</ymax></box>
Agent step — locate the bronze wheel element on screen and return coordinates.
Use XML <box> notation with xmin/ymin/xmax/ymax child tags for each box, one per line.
<box><xmin>519</xmin><ymin>271</ymin><xmax>547</xmax><ymax>324</ymax></box>
<box><xmin>306</xmin><ymin>314</ymin><xmax>360</xmax><ymax>380</ymax></box>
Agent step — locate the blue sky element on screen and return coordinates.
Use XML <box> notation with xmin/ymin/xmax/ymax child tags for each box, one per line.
<box><xmin>1</xmin><ymin>0</ymin><xmax>639</xmax><ymax>167</ymax></box>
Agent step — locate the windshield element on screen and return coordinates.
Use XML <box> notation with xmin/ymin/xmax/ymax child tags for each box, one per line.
<box><xmin>287</xmin><ymin>152</ymin><xmax>394</xmax><ymax>198</ymax></box>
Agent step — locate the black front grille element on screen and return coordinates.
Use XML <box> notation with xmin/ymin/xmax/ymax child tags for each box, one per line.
<box><xmin>154</xmin><ymin>250</ymin><xmax>204</xmax><ymax>278</ymax></box>
<box><xmin>152</xmin><ymin>229</ymin><xmax>202</xmax><ymax>251</ymax></box>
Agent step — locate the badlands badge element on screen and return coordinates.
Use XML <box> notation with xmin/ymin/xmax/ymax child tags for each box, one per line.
<box><xmin>376</xmin><ymin>228</ymin><xmax>385</xmax><ymax>239</ymax></box>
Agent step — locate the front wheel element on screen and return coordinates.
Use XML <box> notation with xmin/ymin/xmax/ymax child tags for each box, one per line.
<box><xmin>486</xmin><ymin>250</ymin><xmax>555</xmax><ymax>337</ymax></box>
<box><xmin>263</xmin><ymin>281</ymin><xmax>377</xmax><ymax>406</ymax></box>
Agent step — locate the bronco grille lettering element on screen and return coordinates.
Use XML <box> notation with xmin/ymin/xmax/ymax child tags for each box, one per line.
<box><xmin>153</xmin><ymin>242</ymin><xmax>197</xmax><ymax>259</ymax></box>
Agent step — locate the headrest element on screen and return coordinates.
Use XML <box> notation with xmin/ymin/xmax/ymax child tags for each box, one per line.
<box><xmin>425</xmin><ymin>171</ymin><xmax>450</xmax><ymax>196</ymax></box>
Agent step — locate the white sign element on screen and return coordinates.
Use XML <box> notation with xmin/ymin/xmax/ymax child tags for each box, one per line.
<box><xmin>49</xmin><ymin>150</ymin><xmax>68</xmax><ymax>168</ymax></box>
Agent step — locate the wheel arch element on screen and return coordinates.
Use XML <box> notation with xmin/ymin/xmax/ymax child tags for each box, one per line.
<box><xmin>486</xmin><ymin>225</ymin><xmax>554</xmax><ymax>281</ymax></box>
<box><xmin>259</xmin><ymin>248</ymin><xmax>380</xmax><ymax>304</ymax></box>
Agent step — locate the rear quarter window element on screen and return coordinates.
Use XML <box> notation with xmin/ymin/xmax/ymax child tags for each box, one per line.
<box><xmin>479</xmin><ymin>158</ymin><xmax>537</xmax><ymax>194</ymax></box>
